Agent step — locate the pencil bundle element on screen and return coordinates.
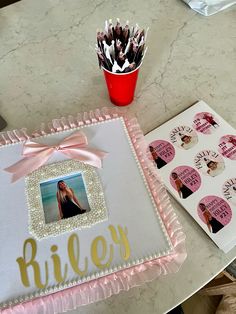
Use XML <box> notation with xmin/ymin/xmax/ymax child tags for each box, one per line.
<box><xmin>95</xmin><ymin>19</ymin><xmax>148</xmax><ymax>73</ymax></box>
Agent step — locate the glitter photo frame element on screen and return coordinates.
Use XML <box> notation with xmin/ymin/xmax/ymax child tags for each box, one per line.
<box><xmin>26</xmin><ymin>159</ymin><xmax>108</xmax><ymax>239</ymax></box>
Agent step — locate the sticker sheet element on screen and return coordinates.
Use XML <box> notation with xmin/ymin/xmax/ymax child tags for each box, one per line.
<box><xmin>146</xmin><ymin>100</ymin><xmax>236</xmax><ymax>252</ymax></box>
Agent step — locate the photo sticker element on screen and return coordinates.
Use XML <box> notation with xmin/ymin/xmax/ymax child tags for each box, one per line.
<box><xmin>222</xmin><ymin>178</ymin><xmax>236</xmax><ymax>206</ymax></box>
<box><xmin>170</xmin><ymin>125</ymin><xmax>198</xmax><ymax>150</ymax></box>
<box><xmin>193</xmin><ymin>112</ymin><xmax>220</xmax><ymax>134</ymax></box>
<box><xmin>40</xmin><ymin>172</ymin><xmax>90</xmax><ymax>223</ymax></box>
<box><xmin>194</xmin><ymin>150</ymin><xmax>225</xmax><ymax>177</ymax></box>
<box><xmin>170</xmin><ymin>166</ymin><xmax>201</xmax><ymax>199</ymax></box>
<box><xmin>148</xmin><ymin>140</ymin><xmax>175</xmax><ymax>169</ymax></box>
<box><xmin>218</xmin><ymin>135</ymin><xmax>236</xmax><ymax>160</ymax></box>
<box><xmin>197</xmin><ymin>196</ymin><xmax>232</xmax><ymax>234</ymax></box>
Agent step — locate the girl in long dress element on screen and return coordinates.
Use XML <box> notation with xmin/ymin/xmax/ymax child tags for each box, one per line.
<box><xmin>203</xmin><ymin>114</ymin><xmax>219</xmax><ymax>128</ymax></box>
<box><xmin>57</xmin><ymin>180</ymin><xmax>86</xmax><ymax>220</ymax></box>
<box><xmin>199</xmin><ymin>203</ymin><xmax>224</xmax><ymax>233</ymax></box>
<box><xmin>149</xmin><ymin>145</ymin><xmax>167</xmax><ymax>169</ymax></box>
<box><xmin>171</xmin><ymin>172</ymin><xmax>193</xmax><ymax>199</ymax></box>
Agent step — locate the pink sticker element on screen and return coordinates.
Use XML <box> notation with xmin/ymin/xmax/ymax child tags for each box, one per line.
<box><xmin>148</xmin><ymin>140</ymin><xmax>175</xmax><ymax>169</ymax></box>
<box><xmin>222</xmin><ymin>178</ymin><xmax>236</xmax><ymax>206</ymax></box>
<box><xmin>194</xmin><ymin>150</ymin><xmax>225</xmax><ymax>177</ymax></box>
<box><xmin>193</xmin><ymin>112</ymin><xmax>220</xmax><ymax>134</ymax></box>
<box><xmin>170</xmin><ymin>125</ymin><xmax>198</xmax><ymax>150</ymax></box>
<box><xmin>218</xmin><ymin>135</ymin><xmax>236</xmax><ymax>160</ymax></box>
<box><xmin>170</xmin><ymin>166</ymin><xmax>201</xmax><ymax>199</ymax></box>
<box><xmin>197</xmin><ymin>196</ymin><xmax>232</xmax><ymax>233</ymax></box>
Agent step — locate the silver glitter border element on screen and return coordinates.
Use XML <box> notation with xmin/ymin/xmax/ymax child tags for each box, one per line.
<box><xmin>26</xmin><ymin>159</ymin><xmax>108</xmax><ymax>239</ymax></box>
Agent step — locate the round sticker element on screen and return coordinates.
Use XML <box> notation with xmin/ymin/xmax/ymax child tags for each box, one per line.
<box><xmin>148</xmin><ymin>140</ymin><xmax>175</xmax><ymax>169</ymax></box>
<box><xmin>170</xmin><ymin>166</ymin><xmax>201</xmax><ymax>199</ymax></box>
<box><xmin>193</xmin><ymin>112</ymin><xmax>220</xmax><ymax>134</ymax></box>
<box><xmin>170</xmin><ymin>125</ymin><xmax>198</xmax><ymax>150</ymax></box>
<box><xmin>222</xmin><ymin>178</ymin><xmax>236</xmax><ymax>206</ymax></box>
<box><xmin>197</xmin><ymin>196</ymin><xmax>232</xmax><ymax>234</ymax></box>
<box><xmin>218</xmin><ymin>135</ymin><xmax>236</xmax><ymax>160</ymax></box>
<box><xmin>194</xmin><ymin>150</ymin><xmax>225</xmax><ymax>177</ymax></box>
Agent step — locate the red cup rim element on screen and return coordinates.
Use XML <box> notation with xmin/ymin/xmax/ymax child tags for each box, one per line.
<box><xmin>102</xmin><ymin>61</ymin><xmax>143</xmax><ymax>76</ymax></box>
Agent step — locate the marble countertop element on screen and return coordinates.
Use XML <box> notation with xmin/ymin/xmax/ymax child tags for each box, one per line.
<box><xmin>0</xmin><ymin>0</ymin><xmax>236</xmax><ymax>313</ymax></box>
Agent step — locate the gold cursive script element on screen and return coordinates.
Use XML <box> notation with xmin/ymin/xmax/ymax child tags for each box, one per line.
<box><xmin>16</xmin><ymin>225</ymin><xmax>131</xmax><ymax>289</ymax></box>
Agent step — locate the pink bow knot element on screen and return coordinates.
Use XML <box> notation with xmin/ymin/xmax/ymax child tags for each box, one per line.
<box><xmin>4</xmin><ymin>131</ymin><xmax>107</xmax><ymax>183</ymax></box>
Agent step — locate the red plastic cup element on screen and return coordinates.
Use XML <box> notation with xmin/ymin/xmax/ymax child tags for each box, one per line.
<box><xmin>103</xmin><ymin>66</ymin><xmax>140</xmax><ymax>106</ymax></box>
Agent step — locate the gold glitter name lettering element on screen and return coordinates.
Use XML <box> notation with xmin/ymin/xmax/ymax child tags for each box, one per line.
<box><xmin>109</xmin><ymin>225</ymin><xmax>131</xmax><ymax>261</ymax></box>
<box><xmin>16</xmin><ymin>238</ymin><xmax>49</xmax><ymax>289</ymax></box>
<box><xmin>16</xmin><ymin>225</ymin><xmax>130</xmax><ymax>288</ymax></box>
<box><xmin>91</xmin><ymin>236</ymin><xmax>114</xmax><ymax>269</ymax></box>
<box><xmin>51</xmin><ymin>245</ymin><xmax>68</xmax><ymax>283</ymax></box>
<box><xmin>68</xmin><ymin>233</ymin><xmax>88</xmax><ymax>276</ymax></box>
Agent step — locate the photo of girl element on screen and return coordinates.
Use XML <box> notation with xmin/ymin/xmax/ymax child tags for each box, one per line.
<box><xmin>170</xmin><ymin>126</ymin><xmax>198</xmax><ymax>150</ymax></box>
<box><xmin>149</xmin><ymin>145</ymin><xmax>167</xmax><ymax>169</ymax></box>
<box><xmin>218</xmin><ymin>135</ymin><xmax>236</xmax><ymax>160</ymax></box>
<box><xmin>195</xmin><ymin>150</ymin><xmax>225</xmax><ymax>177</ymax></box>
<box><xmin>204</xmin><ymin>157</ymin><xmax>225</xmax><ymax>177</ymax></box>
<box><xmin>228</xmin><ymin>136</ymin><xmax>236</xmax><ymax>147</ymax></box>
<box><xmin>57</xmin><ymin>180</ymin><xmax>86</xmax><ymax>220</ymax></box>
<box><xmin>178</xmin><ymin>132</ymin><xmax>194</xmax><ymax>150</ymax></box>
<box><xmin>193</xmin><ymin>112</ymin><xmax>220</xmax><ymax>134</ymax></box>
<box><xmin>199</xmin><ymin>203</ymin><xmax>224</xmax><ymax>234</ymax></box>
<box><xmin>171</xmin><ymin>172</ymin><xmax>193</xmax><ymax>199</ymax></box>
<box><xmin>40</xmin><ymin>173</ymin><xmax>90</xmax><ymax>224</ymax></box>
<box><xmin>202</xmin><ymin>113</ymin><xmax>219</xmax><ymax>128</ymax></box>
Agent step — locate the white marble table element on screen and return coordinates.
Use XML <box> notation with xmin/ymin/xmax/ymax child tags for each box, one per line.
<box><xmin>0</xmin><ymin>0</ymin><xmax>236</xmax><ymax>313</ymax></box>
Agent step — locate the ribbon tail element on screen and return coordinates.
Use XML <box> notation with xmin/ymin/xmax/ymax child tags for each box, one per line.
<box><xmin>62</xmin><ymin>148</ymin><xmax>107</xmax><ymax>168</ymax></box>
<box><xmin>4</xmin><ymin>151</ymin><xmax>52</xmax><ymax>182</ymax></box>
<box><xmin>59</xmin><ymin>131</ymin><xmax>88</xmax><ymax>148</ymax></box>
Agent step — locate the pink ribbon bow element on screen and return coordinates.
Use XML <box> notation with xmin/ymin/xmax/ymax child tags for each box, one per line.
<box><xmin>4</xmin><ymin>131</ymin><xmax>107</xmax><ymax>182</ymax></box>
